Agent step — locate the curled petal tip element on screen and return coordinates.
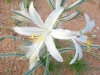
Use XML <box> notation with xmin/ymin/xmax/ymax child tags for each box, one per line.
<box><xmin>59</xmin><ymin>58</ymin><xmax>63</xmax><ymax>62</ymax></box>
<box><xmin>70</xmin><ymin>61</ymin><xmax>74</xmax><ymax>65</ymax></box>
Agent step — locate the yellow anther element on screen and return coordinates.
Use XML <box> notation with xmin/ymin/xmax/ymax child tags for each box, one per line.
<box><xmin>86</xmin><ymin>40</ymin><xmax>92</xmax><ymax>50</ymax></box>
<box><xmin>29</xmin><ymin>34</ymin><xmax>44</xmax><ymax>43</ymax></box>
<box><xmin>37</xmin><ymin>36</ymin><xmax>45</xmax><ymax>44</ymax></box>
<box><xmin>29</xmin><ymin>34</ymin><xmax>40</xmax><ymax>42</ymax></box>
<box><xmin>29</xmin><ymin>34</ymin><xmax>39</xmax><ymax>39</ymax></box>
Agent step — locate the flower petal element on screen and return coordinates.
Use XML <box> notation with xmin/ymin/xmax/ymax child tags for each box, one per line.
<box><xmin>20</xmin><ymin>2</ymin><xmax>28</xmax><ymax>14</ymax></box>
<box><xmin>11</xmin><ymin>15</ymin><xmax>33</xmax><ymax>23</ymax></box>
<box><xmin>14</xmin><ymin>10</ymin><xmax>32</xmax><ymax>21</ymax></box>
<box><xmin>70</xmin><ymin>39</ymin><xmax>82</xmax><ymax>64</ymax></box>
<box><xmin>29</xmin><ymin>55</ymin><xmax>39</xmax><ymax>70</ymax></box>
<box><xmin>83</xmin><ymin>20</ymin><xmax>95</xmax><ymax>33</ymax></box>
<box><xmin>45</xmin><ymin>7</ymin><xmax>64</xmax><ymax>30</ymax></box>
<box><xmin>13</xmin><ymin>27</ymin><xmax>44</xmax><ymax>36</ymax></box>
<box><xmin>29</xmin><ymin>1</ymin><xmax>45</xmax><ymax>28</ymax></box>
<box><xmin>26</xmin><ymin>40</ymin><xmax>44</xmax><ymax>58</ymax></box>
<box><xmin>56</xmin><ymin>0</ymin><xmax>61</xmax><ymax>8</ymax></box>
<box><xmin>84</xmin><ymin>13</ymin><xmax>90</xmax><ymax>24</ymax></box>
<box><xmin>45</xmin><ymin>34</ymin><xmax>63</xmax><ymax>62</ymax></box>
<box><xmin>51</xmin><ymin>29</ymin><xmax>77</xmax><ymax>39</ymax></box>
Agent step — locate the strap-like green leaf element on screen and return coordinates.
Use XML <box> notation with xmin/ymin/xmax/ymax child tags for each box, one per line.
<box><xmin>0</xmin><ymin>35</ymin><xmax>32</xmax><ymax>45</ymax></box>
<box><xmin>44</xmin><ymin>55</ymin><xmax>50</xmax><ymax>75</ymax></box>
<box><xmin>23</xmin><ymin>0</ymin><xmax>27</xmax><ymax>8</ymax></box>
<box><xmin>46</xmin><ymin>0</ymin><xmax>55</xmax><ymax>10</ymax></box>
<box><xmin>23</xmin><ymin>61</ymin><xmax>43</xmax><ymax>75</ymax></box>
<box><xmin>0</xmin><ymin>37</ymin><xmax>5</xmax><ymax>41</ymax></box>
<box><xmin>0</xmin><ymin>53</ymin><xmax>25</xmax><ymax>57</ymax></box>
<box><xmin>63</xmin><ymin>0</ymin><xmax>86</xmax><ymax>13</ymax></box>
<box><xmin>23</xmin><ymin>0</ymin><xmax>27</xmax><ymax>26</ymax></box>
<box><xmin>0</xmin><ymin>26</ymin><xmax>12</xmax><ymax>30</ymax></box>
<box><xmin>58</xmin><ymin>45</ymin><xmax>100</xmax><ymax>53</ymax></box>
<box><xmin>60</xmin><ymin>0</ymin><xmax>66</xmax><ymax>7</ymax></box>
<box><xmin>59</xmin><ymin>12</ymin><xmax>80</xmax><ymax>22</ymax></box>
<box><xmin>11</xmin><ymin>15</ymin><xmax>33</xmax><ymax>23</ymax></box>
<box><xmin>29</xmin><ymin>72</ymin><xmax>35</xmax><ymax>75</ymax></box>
<box><xmin>81</xmin><ymin>45</ymin><xmax>100</xmax><ymax>49</ymax></box>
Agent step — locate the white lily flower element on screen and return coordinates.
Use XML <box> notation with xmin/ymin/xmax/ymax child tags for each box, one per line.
<box><xmin>51</xmin><ymin>13</ymin><xmax>95</xmax><ymax>64</ymax></box>
<box><xmin>71</xmin><ymin>13</ymin><xmax>95</xmax><ymax>64</ymax></box>
<box><xmin>55</xmin><ymin>0</ymin><xmax>62</xmax><ymax>9</ymax></box>
<box><xmin>13</xmin><ymin>1</ymin><xmax>67</xmax><ymax>70</ymax></box>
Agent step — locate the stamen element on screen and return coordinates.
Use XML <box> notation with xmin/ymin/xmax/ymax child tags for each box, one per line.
<box><xmin>30</xmin><ymin>54</ymin><xmax>37</xmax><ymax>60</ymax></box>
<box><xmin>37</xmin><ymin>36</ymin><xmax>45</xmax><ymax>44</ymax></box>
<box><xmin>29</xmin><ymin>34</ymin><xmax>39</xmax><ymax>39</ymax></box>
<box><xmin>86</xmin><ymin>40</ymin><xmax>92</xmax><ymax>50</ymax></box>
<box><xmin>29</xmin><ymin>34</ymin><xmax>40</xmax><ymax>42</ymax></box>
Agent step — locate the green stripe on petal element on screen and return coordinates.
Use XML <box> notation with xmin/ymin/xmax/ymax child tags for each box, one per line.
<box><xmin>11</xmin><ymin>15</ymin><xmax>33</xmax><ymax>23</ymax></box>
<box><xmin>14</xmin><ymin>11</ymin><xmax>31</xmax><ymax>21</ymax></box>
<box><xmin>59</xmin><ymin>12</ymin><xmax>80</xmax><ymax>22</ymax></box>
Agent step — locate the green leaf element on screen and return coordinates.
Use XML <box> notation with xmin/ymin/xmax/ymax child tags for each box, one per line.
<box><xmin>0</xmin><ymin>26</ymin><xmax>12</xmax><ymax>30</ymax></box>
<box><xmin>63</xmin><ymin>0</ymin><xmax>86</xmax><ymax>13</ymax></box>
<box><xmin>23</xmin><ymin>0</ymin><xmax>27</xmax><ymax>26</ymax></box>
<box><xmin>59</xmin><ymin>48</ymin><xmax>74</xmax><ymax>53</ymax></box>
<box><xmin>58</xmin><ymin>45</ymin><xmax>100</xmax><ymax>53</ymax></box>
<box><xmin>1</xmin><ymin>36</ymin><xmax>32</xmax><ymax>45</ymax></box>
<box><xmin>44</xmin><ymin>55</ymin><xmax>50</xmax><ymax>75</ymax></box>
<box><xmin>23</xmin><ymin>0</ymin><xmax>27</xmax><ymax>8</ymax></box>
<box><xmin>60</xmin><ymin>0</ymin><xmax>66</xmax><ymax>7</ymax></box>
<box><xmin>0</xmin><ymin>37</ymin><xmax>5</xmax><ymax>41</ymax></box>
<box><xmin>81</xmin><ymin>45</ymin><xmax>100</xmax><ymax>49</ymax></box>
<box><xmin>0</xmin><ymin>53</ymin><xmax>25</xmax><ymax>57</ymax></box>
<box><xmin>0</xmin><ymin>35</ymin><xmax>32</xmax><ymax>45</ymax></box>
<box><xmin>46</xmin><ymin>0</ymin><xmax>55</xmax><ymax>10</ymax></box>
<box><xmin>23</xmin><ymin>61</ymin><xmax>43</xmax><ymax>75</ymax></box>
<box><xmin>59</xmin><ymin>12</ymin><xmax>80</xmax><ymax>22</ymax></box>
<box><xmin>92</xmin><ymin>54</ymin><xmax>100</xmax><ymax>60</ymax></box>
<box><xmin>29</xmin><ymin>72</ymin><xmax>35</xmax><ymax>75</ymax></box>
<box><xmin>20</xmin><ymin>56</ymin><xmax>28</xmax><ymax>60</ymax></box>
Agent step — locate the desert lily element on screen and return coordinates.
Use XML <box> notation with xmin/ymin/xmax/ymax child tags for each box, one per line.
<box><xmin>51</xmin><ymin>13</ymin><xmax>95</xmax><ymax>64</ymax></box>
<box><xmin>13</xmin><ymin>1</ymin><xmax>66</xmax><ymax>69</ymax></box>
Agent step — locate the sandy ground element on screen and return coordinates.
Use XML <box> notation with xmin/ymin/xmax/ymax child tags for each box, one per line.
<box><xmin>0</xmin><ymin>0</ymin><xmax>100</xmax><ymax>75</ymax></box>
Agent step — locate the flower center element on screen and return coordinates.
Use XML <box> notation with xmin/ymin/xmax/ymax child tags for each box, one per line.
<box><xmin>29</xmin><ymin>29</ymin><xmax>49</xmax><ymax>43</ymax></box>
